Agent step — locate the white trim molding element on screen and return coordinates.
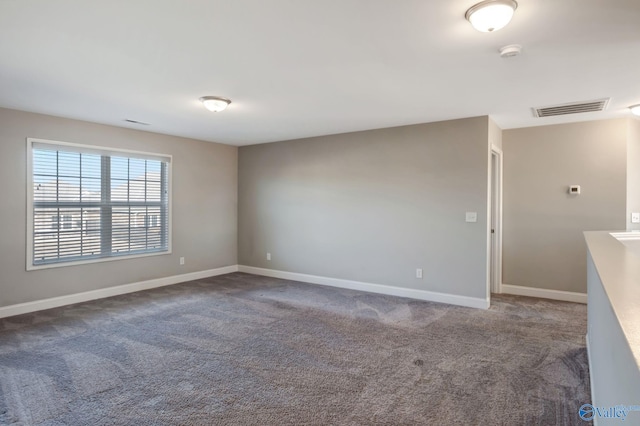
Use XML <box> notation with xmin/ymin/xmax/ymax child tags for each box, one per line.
<box><xmin>489</xmin><ymin>145</ymin><xmax>504</xmax><ymax>296</ymax></box>
<box><xmin>0</xmin><ymin>265</ymin><xmax>239</xmax><ymax>319</ymax></box>
<box><xmin>501</xmin><ymin>283</ymin><xmax>587</xmax><ymax>304</ymax></box>
<box><xmin>238</xmin><ymin>265</ymin><xmax>490</xmax><ymax>309</ymax></box>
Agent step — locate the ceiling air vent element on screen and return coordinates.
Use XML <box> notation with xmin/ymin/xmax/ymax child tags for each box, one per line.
<box><xmin>532</xmin><ymin>98</ymin><xmax>610</xmax><ymax>118</ymax></box>
<box><xmin>124</xmin><ymin>119</ymin><xmax>150</xmax><ymax>125</ymax></box>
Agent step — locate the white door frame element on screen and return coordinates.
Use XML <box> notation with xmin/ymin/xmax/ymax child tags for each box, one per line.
<box><xmin>490</xmin><ymin>145</ymin><xmax>503</xmax><ymax>295</ymax></box>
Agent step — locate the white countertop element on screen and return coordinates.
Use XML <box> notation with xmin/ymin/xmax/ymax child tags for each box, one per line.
<box><xmin>584</xmin><ymin>231</ymin><xmax>640</xmax><ymax>369</ymax></box>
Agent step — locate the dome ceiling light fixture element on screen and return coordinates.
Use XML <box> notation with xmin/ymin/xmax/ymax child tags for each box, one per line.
<box><xmin>630</xmin><ymin>105</ymin><xmax>640</xmax><ymax>117</ymax></box>
<box><xmin>200</xmin><ymin>96</ymin><xmax>232</xmax><ymax>112</ymax></box>
<box><xmin>465</xmin><ymin>0</ymin><xmax>518</xmax><ymax>33</ymax></box>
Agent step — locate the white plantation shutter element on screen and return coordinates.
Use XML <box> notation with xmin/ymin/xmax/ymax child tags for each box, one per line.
<box><xmin>28</xmin><ymin>139</ymin><xmax>171</xmax><ymax>269</ymax></box>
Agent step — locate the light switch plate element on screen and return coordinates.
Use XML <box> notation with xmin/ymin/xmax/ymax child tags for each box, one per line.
<box><xmin>465</xmin><ymin>212</ymin><xmax>477</xmax><ymax>223</ymax></box>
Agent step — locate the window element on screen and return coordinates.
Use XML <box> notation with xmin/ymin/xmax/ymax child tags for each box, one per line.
<box><xmin>49</xmin><ymin>214</ymin><xmax>73</xmax><ymax>230</ymax></box>
<box><xmin>145</xmin><ymin>215</ymin><xmax>159</xmax><ymax>228</ymax></box>
<box><xmin>27</xmin><ymin>138</ymin><xmax>171</xmax><ymax>270</ymax></box>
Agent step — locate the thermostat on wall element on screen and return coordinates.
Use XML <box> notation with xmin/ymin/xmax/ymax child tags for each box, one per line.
<box><xmin>569</xmin><ymin>185</ymin><xmax>581</xmax><ymax>195</ymax></box>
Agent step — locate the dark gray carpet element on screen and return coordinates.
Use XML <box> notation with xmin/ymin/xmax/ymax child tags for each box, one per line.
<box><xmin>0</xmin><ymin>272</ymin><xmax>590</xmax><ymax>425</ymax></box>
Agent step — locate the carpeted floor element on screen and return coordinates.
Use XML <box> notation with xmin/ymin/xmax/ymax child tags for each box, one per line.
<box><xmin>0</xmin><ymin>272</ymin><xmax>590</xmax><ymax>425</ymax></box>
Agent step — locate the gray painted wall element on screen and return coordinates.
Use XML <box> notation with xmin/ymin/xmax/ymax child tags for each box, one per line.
<box><xmin>0</xmin><ymin>108</ymin><xmax>238</xmax><ymax>307</ymax></box>
<box><xmin>502</xmin><ymin>119</ymin><xmax>627</xmax><ymax>293</ymax></box>
<box><xmin>238</xmin><ymin>116</ymin><xmax>491</xmax><ymax>299</ymax></box>
<box><xmin>627</xmin><ymin>119</ymin><xmax>640</xmax><ymax>231</ymax></box>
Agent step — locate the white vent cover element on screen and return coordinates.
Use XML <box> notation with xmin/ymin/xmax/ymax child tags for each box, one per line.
<box><xmin>533</xmin><ymin>98</ymin><xmax>610</xmax><ymax>118</ymax></box>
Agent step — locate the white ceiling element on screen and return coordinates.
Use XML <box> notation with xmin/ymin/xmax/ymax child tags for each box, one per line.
<box><xmin>0</xmin><ymin>0</ymin><xmax>639</xmax><ymax>146</ymax></box>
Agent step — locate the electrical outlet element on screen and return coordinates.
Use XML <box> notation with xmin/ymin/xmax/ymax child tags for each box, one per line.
<box><xmin>416</xmin><ymin>268</ymin><xmax>423</xmax><ymax>279</ymax></box>
<box><xmin>179</xmin><ymin>257</ymin><xmax>185</xmax><ymax>265</ymax></box>
<box><xmin>266</xmin><ymin>252</ymin><xmax>271</xmax><ymax>261</ymax></box>
<box><xmin>632</xmin><ymin>213</ymin><xmax>640</xmax><ymax>224</ymax></box>
<box><xmin>465</xmin><ymin>212</ymin><xmax>477</xmax><ymax>223</ymax></box>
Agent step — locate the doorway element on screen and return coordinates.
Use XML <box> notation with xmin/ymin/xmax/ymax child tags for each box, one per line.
<box><xmin>490</xmin><ymin>146</ymin><xmax>503</xmax><ymax>295</ymax></box>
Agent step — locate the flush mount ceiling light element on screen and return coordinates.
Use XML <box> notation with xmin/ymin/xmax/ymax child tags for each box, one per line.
<box><xmin>199</xmin><ymin>96</ymin><xmax>231</xmax><ymax>112</ymax></box>
<box><xmin>465</xmin><ymin>0</ymin><xmax>518</xmax><ymax>32</ymax></box>
<box><xmin>630</xmin><ymin>105</ymin><xmax>640</xmax><ymax>117</ymax></box>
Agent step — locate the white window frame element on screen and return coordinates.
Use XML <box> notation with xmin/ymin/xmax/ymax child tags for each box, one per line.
<box><xmin>26</xmin><ymin>138</ymin><xmax>173</xmax><ymax>271</ymax></box>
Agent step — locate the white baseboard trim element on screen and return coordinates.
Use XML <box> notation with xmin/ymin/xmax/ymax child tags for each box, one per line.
<box><xmin>0</xmin><ymin>265</ymin><xmax>239</xmax><ymax>319</ymax></box>
<box><xmin>501</xmin><ymin>284</ymin><xmax>587</xmax><ymax>304</ymax></box>
<box><xmin>238</xmin><ymin>265</ymin><xmax>489</xmax><ymax>309</ymax></box>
